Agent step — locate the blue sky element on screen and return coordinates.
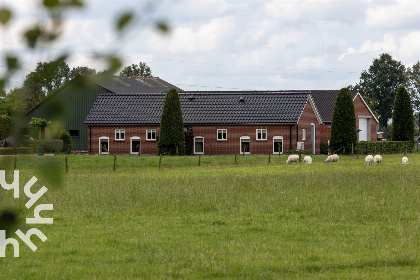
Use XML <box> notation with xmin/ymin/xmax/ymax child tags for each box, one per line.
<box><xmin>1</xmin><ymin>0</ymin><xmax>420</xmax><ymax>91</ymax></box>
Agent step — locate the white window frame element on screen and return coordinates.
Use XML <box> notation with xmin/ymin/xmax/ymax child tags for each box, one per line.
<box><xmin>99</xmin><ymin>136</ymin><xmax>109</xmax><ymax>155</ymax></box>
<box><xmin>302</xmin><ymin>129</ymin><xmax>306</xmax><ymax>141</ymax></box>
<box><xmin>194</xmin><ymin>136</ymin><xmax>204</xmax><ymax>155</ymax></box>
<box><xmin>130</xmin><ymin>136</ymin><xmax>141</xmax><ymax>155</ymax></box>
<box><xmin>115</xmin><ymin>129</ymin><xmax>125</xmax><ymax>141</ymax></box>
<box><xmin>146</xmin><ymin>129</ymin><xmax>156</xmax><ymax>141</ymax></box>
<box><xmin>240</xmin><ymin>136</ymin><xmax>251</xmax><ymax>154</ymax></box>
<box><xmin>256</xmin><ymin>129</ymin><xmax>267</xmax><ymax>141</ymax></box>
<box><xmin>217</xmin><ymin>129</ymin><xmax>227</xmax><ymax>141</ymax></box>
<box><xmin>273</xmin><ymin>136</ymin><xmax>283</xmax><ymax>155</ymax></box>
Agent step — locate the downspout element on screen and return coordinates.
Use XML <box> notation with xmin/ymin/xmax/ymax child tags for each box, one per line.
<box><xmin>296</xmin><ymin>125</ymin><xmax>299</xmax><ymax>144</ymax></box>
<box><xmin>289</xmin><ymin>125</ymin><xmax>292</xmax><ymax>150</ymax></box>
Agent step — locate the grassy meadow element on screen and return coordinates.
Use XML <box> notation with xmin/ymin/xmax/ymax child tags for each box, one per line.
<box><xmin>0</xmin><ymin>153</ymin><xmax>419</xmax><ymax>279</ymax></box>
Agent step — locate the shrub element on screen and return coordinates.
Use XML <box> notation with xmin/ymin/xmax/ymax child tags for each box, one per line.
<box><xmin>320</xmin><ymin>142</ymin><xmax>329</xmax><ymax>155</ymax></box>
<box><xmin>158</xmin><ymin>88</ymin><xmax>186</xmax><ymax>155</ymax></box>
<box><xmin>0</xmin><ymin>147</ymin><xmax>34</xmax><ymax>155</ymax></box>
<box><xmin>58</xmin><ymin>131</ymin><xmax>73</xmax><ymax>153</ymax></box>
<box><xmin>330</xmin><ymin>88</ymin><xmax>357</xmax><ymax>153</ymax></box>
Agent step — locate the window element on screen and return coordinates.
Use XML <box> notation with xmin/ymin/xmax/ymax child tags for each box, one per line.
<box><xmin>130</xmin><ymin>137</ymin><xmax>140</xmax><ymax>155</ymax></box>
<box><xmin>194</xmin><ymin>137</ymin><xmax>204</xmax><ymax>154</ymax></box>
<box><xmin>273</xmin><ymin>136</ymin><xmax>283</xmax><ymax>154</ymax></box>
<box><xmin>68</xmin><ymin>130</ymin><xmax>80</xmax><ymax>137</ymax></box>
<box><xmin>302</xmin><ymin>129</ymin><xmax>306</xmax><ymax>141</ymax></box>
<box><xmin>146</xmin><ymin>129</ymin><xmax>156</xmax><ymax>141</ymax></box>
<box><xmin>217</xmin><ymin>129</ymin><xmax>227</xmax><ymax>141</ymax></box>
<box><xmin>240</xmin><ymin>136</ymin><xmax>250</xmax><ymax>154</ymax></box>
<box><xmin>99</xmin><ymin>137</ymin><xmax>109</xmax><ymax>155</ymax></box>
<box><xmin>256</xmin><ymin>129</ymin><xmax>267</xmax><ymax>141</ymax></box>
<box><xmin>115</xmin><ymin>129</ymin><xmax>125</xmax><ymax>141</ymax></box>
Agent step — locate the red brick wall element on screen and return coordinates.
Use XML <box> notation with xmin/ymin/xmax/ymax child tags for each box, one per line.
<box><xmin>88</xmin><ymin>126</ymin><xmax>160</xmax><ymax>155</ymax></box>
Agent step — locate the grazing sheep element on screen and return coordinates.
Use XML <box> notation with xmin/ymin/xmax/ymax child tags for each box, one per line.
<box><xmin>303</xmin><ymin>155</ymin><xmax>312</xmax><ymax>165</ymax></box>
<box><xmin>365</xmin><ymin>155</ymin><xmax>374</xmax><ymax>166</ymax></box>
<box><xmin>373</xmin><ymin>155</ymin><xmax>382</xmax><ymax>165</ymax></box>
<box><xmin>402</xmin><ymin>156</ymin><xmax>408</xmax><ymax>166</ymax></box>
<box><xmin>325</xmin><ymin>154</ymin><xmax>339</xmax><ymax>164</ymax></box>
<box><xmin>285</xmin><ymin>154</ymin><xmax>299</xmax><ymax>164</ymax></box>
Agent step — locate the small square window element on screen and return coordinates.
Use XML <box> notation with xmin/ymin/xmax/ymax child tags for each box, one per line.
<box><xmin>115</xmin><ymin>129</ymin><xmax>125</xmax><ymax>141</ymax></box>
<box><xmin>146</xmin><ymin>129</ymin><xmax>156</xmax><ymax>141</ymax></box>
<box><xmin>217</xmin><ymin>129</ymin><xmax>227</xmax><ymax>141</ymax></box>
<box><xmin>256</xmin><ymin>129</ymin><xmax>267</xmax><ymax>141</ymax></box>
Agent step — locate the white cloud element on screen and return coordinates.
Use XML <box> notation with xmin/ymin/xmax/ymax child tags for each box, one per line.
<box><xmin>364</xmin><ymin>0</ymin><xmax>420</xmax><ymax>29</ymax></box>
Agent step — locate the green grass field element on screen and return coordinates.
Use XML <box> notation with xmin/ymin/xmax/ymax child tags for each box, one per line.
<box><xmin>0</xmin><ymin>154</ymin><xmax>419</xmax><ymax>279</ymax></box>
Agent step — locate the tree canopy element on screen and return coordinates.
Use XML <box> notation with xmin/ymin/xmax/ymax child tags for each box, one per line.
<box><xmin>158</xmin><ymin>88</ymin><xmax>185</xmax><ymax>155</ymax></box>
<box><xmin>330</xmin><ymin>88</ymin><xmax>357</xmax><ymax>153</ymax></box>
<box><xmin>119</xmin><ymin>61</ymin><xmax>152</xmax><ymax>77</ymax></box>
<box><xmin>404</xmin><ymin>61</ymin><xmax>420</xmax><ymax>114</ymax></box>
<box><xmin>392</xmin><ymin>85</ymin><xmax>414</xmax><ymax>141</ymax></box>
<box><xmin>356</xmin><ymin>53</ymin><xmax>406</xmax><ymax>129</ymax></box>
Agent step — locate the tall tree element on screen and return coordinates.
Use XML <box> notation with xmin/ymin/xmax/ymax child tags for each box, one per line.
<box><xmin>330</xmin><ymin>88</ymin><xmax>357</xmax><ymax>153</ymax></box>
<box><xmin>392</xmin><ymin>85</ymin><xmax>414</xmax><ymax>141</ymax></box>
<box><xmin>356</xmin><ymin>53</ymin><xmax>405</xmax><ymax>129</ymax></box>
<box><xmin>69</xmin><ymin>66</ymin><xmax>97</xmax><ymax>80</ymax></box>
<box><xmin>404</xmin><ymin>61</ymin><xmax>420</xmax><ymax>114</ymax></box>
<box><xmin>119</xmin><ymin>61</ymin><xmax>152</xmax><ymax>77</ymax></box>
<box><xmin>23</xmin><ymin>59</ymin><xmax>71</xmax><ymax>100</ymax></box>
<box><xmin>158</xmin><ymin>88</ymin><xmax>185</xmax><ymax>155</ymax></box>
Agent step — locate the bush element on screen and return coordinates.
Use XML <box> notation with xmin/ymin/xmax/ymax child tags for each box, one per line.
<box><xmin>58</xmin><ymin>131</ymin><xmax>73</xmax><ymax>153</ymax></box>
<box><xmin>320</xmin><ymin>142</ymin><xmax>329</xmax><ymax>155</ymax></box>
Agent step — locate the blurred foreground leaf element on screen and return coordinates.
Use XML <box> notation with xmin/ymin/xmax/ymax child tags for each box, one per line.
<box><xmin>35</xmin><ymin>158</ymin><xmax>64</xmax><ymax>189</ymax></box>
<box><xmin>0</xmin><ymin>210</ymin><xmax>18</xmax><ymax>238</ymax></box>
<box><xmin>0</xmin><ymin>7</ymin><xmax>11</xmax><ymax>25</ymax></box>
<box><xmin>116</xmin><ymin>12</ymin><xmax>133</xmax><ymax>31</ymax></box>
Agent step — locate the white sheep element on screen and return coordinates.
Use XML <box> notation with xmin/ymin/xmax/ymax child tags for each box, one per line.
<box><xmin>285</xmin><ymin>154</ymin><xmax>299</xmax><ymax>164</ymax></box>
<box><xmin>402</xmin><ymin>156</ymin><xmax>408</xmax><ymax>166</ymax></box>
<box><xmin>365</xmin><ymin>155</ymin><xmax>374</xmax><ymax>166</ymax></box>
<box><xmin>373</xmin><ymin>155</ymin><xmax>382</xmax><ymax>165</ymax></box>
<box><xmin>303</xmin><ymin>155</ymin><xmax>312</xmax><ymax>165</ymax></box>
<box><xmin>325</xmin><ymin>154</ymin><xmax>339</xmax><ymax>164</ymax></box>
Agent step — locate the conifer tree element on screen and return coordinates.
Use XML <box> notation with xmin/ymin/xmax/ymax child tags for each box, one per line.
<box><xmin>392</xmin><ymin>85</ymin><xmax>414</xmax><ymax>141</ymax></box>
<box><xmin>330</xmin><ymin>88</ymin><xmax>357</xmax><ymax>153</ymax></box>
<box><xmin>158</xmin><ymin>88</ymin><xmax>185</xmax><ymax>155</ymax></box>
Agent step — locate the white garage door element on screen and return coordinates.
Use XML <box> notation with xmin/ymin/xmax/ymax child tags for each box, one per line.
<box><xmin>359</xmin><ymin>118</ymin><xmax>367</xmax><ymax>141</ymax></box>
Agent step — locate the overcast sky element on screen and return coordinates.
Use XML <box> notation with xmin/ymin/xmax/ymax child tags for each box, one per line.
<box><xmin>1</xmin><ymin>0</ymin><xmax>420</xmax><ymax>91</ymax></box>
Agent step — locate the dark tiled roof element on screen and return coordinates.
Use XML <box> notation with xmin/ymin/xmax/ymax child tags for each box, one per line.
<box><xmin>95</xmin><ymin>76</ymin><xmax>182</xmax><ymax>94</ymax></box>
<box><xmin>310</xmin><ymin>90</ymin><xmax>358</xmax><ymax>123</ymax></box>
<box><xmin>85</xmin><ymin>91</ymin><xmax>310</xmax><ymax>125</ymax></box>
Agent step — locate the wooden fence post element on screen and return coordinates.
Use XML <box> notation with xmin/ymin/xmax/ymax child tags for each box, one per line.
<box><xmin>352</xmin><ymin>143</ymin><xmax>354</xmax><ymax>154</ymax></box>
<box><xmin>13</xmin><ymin>157</ymin><xmax>17</xmax><ymax>171</ymax></box>
<box><xmin>65</xmin><ymin>156</ymin><xmax>68</xmax><ymax>174</ymax></box>
<box><xmin>113</xmin><ymin>155</ymin><xmax>117</xmax><ymax>171</ymax></box>
<box><xmin>158</xmin><ymin>154</ymin><xmax>162</xmax><ymax>169</ymax></box>
<box><xmin>198</xmin><ymin>155</ymin><xmax>201</xmax><ymax>166</ymax></box>
<box><xmin>268</xmin><ymin>154</ymin><xmax>271</xmax><ymax>164</ymax></box>
<box><xmin>235</xmin><ymin>154</ymin><xmax>237</xmax><ymax>164</ymax></box>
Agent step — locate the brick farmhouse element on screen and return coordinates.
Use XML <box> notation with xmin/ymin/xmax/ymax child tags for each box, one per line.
<box><xmin>84</xmin><ymin>90</ymin><xmax>378</xmax><ymax>155</ymax></box>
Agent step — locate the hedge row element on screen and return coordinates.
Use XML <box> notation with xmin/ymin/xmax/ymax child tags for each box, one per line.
<box><xmin>320</xmin><ymin>141</ymin><xmax>414</xmax><ymax>155</ymax></box>
<box><xmin>0</xmin><ymin>147</ymin><xmax>34</xmax><ymax>155</ymax></box>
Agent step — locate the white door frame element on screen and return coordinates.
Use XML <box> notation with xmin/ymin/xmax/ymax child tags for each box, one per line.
<box><xmin>273</xmin><ymin>136</ymin><xmax>283</xmax><ymax>154</ymax></box>
<box><xmin>130</xmin><ymin>136</ymin><xmax>141</xmax><ymax>155</ymax></box>
<box><xmin>240</xmin><ymin>136</ymin><xmax>251</xmax><ymax>154</ymax></box>
<box><xmin>99</xmin><ymin>136</ymin><xmax>109</xmax><ymax>155</ymax></box>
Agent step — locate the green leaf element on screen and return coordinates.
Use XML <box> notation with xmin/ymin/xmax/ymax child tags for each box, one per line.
<box><xmin>0</xmin><ymin>7</ymin><xmax>11</xmax><ymax>25</ymax></box>
<box><xmin>6</xmin><ymin>56</ymin><xmax>19</xmax><ymax>71</ymax></box>
<box><xmin>24</xmin><ymin>26</ymin><xmax>42</xmax><ymax>48</ymax></box>
<box><xmin>107</xmin><ymin>56</ymin><xmax>122</xmax><ymax>74</ymax></box>
<box><xmin>155</xmin><ymin>21</ymin><xmax>170</xmax><ymax>33</ymax></box>
<box><xmin>43</xmin><ymin>0</ymin><xmax>60</xmax><ymax>8</ymax></box>
<box><xmin>116</xmin><ymin>12</ymin><xmax>133</xmax><ymax>31</ymax></box>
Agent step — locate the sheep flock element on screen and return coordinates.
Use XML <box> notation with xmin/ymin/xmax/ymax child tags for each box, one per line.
<box><xmin>283</xmin><ymin>154</ymin><xmax>408</xmax><ymax>166</ymax></box>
